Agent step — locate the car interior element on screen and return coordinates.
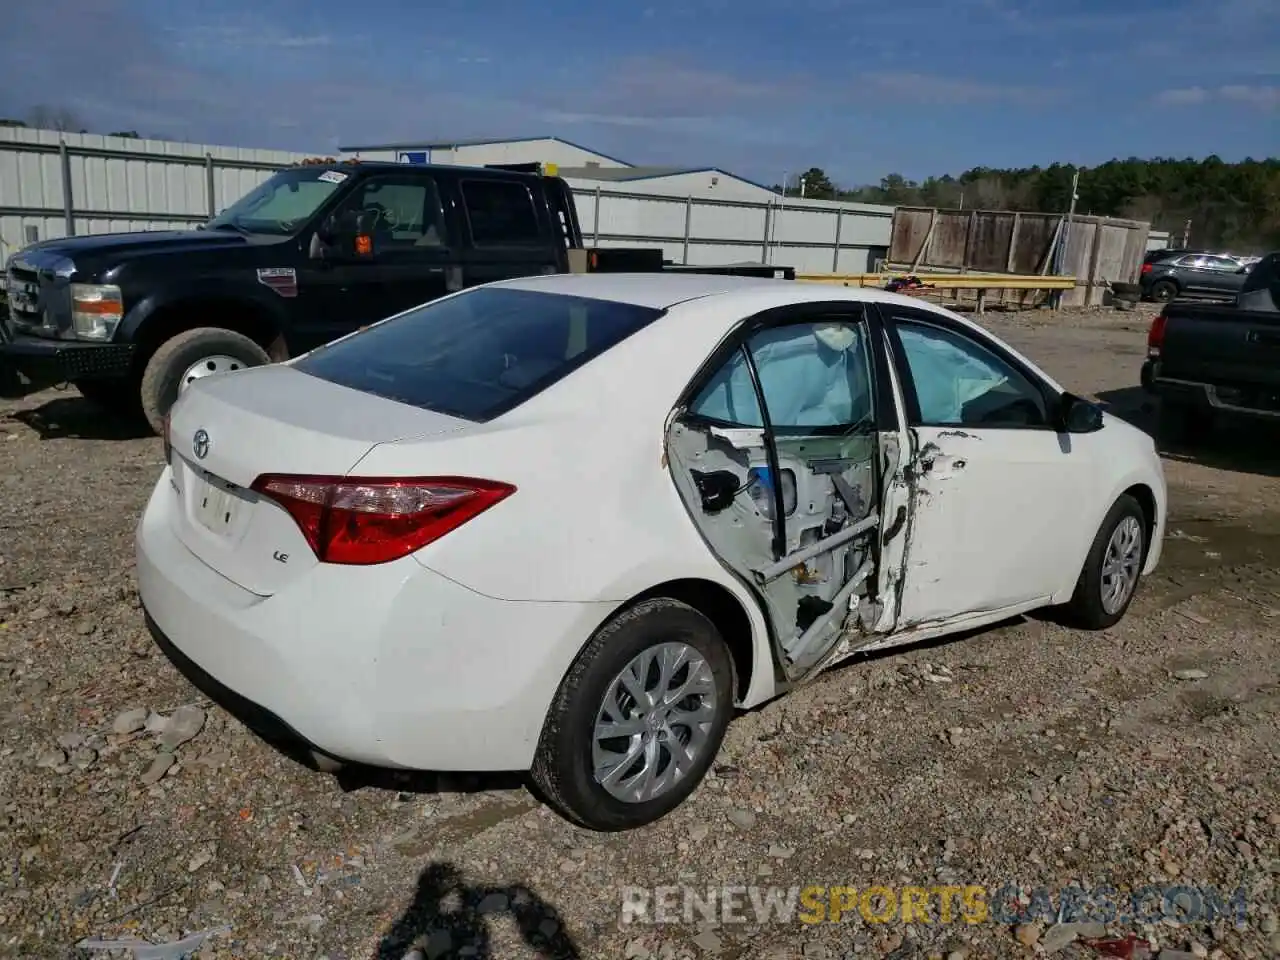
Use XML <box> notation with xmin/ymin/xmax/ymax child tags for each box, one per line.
<box><xmin>666</xmin><ymin>318</ymin><xmax>883</xmax><ymax>679</ymax></box>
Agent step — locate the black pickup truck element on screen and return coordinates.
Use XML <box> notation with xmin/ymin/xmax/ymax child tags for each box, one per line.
<box><xmin>0</xmin><ymin>160</ymin><xmax>789</xmax><ymax>434</ymax></box>
<box><xmin>1142</xmin><ymin>251</ymin><xmax>1280</xmax><ymax>438</ymax></box>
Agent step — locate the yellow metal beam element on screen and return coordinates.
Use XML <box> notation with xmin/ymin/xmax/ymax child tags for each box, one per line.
<box><xmin>795</xmin><ymin>272</ymin><xmax>1077</xmax><ymax>290</ymax></box>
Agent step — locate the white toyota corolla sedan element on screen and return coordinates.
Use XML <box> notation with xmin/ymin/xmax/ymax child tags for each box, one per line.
<box><xmin>136</xmin><ymin>273</ymin><xmax>1166</xmax><ymax>830</ymax></box>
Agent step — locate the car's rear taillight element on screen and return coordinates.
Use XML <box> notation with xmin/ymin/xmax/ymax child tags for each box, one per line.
<box><xmin>249</xmin><ymin>475</ymin><xmax>515</xmax><ymax>565</ymax></box>
<box><xmin>1141</xmin><ymin>262</ymin><xmax>1153</xmax><ymax>274</ymax></box>
<box><xmin>1147</xmin><ymin>311</ymin><xmax>1167</xmax><ymax>357</ymax></box>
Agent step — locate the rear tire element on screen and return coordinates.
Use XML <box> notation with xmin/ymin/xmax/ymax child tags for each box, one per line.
<box><xmin>1150</xmin><ymin>279</ymin><xmax>1178</xmax><ymax>302</ymax></box>
<box><xmin>139</xmin><ymin>328</ymin><xmax>270</xmax><ymax>435</ymax></box>
<box><xmin>530</xmin><ymin>598</ymin><xmax>734</xmax><ymax>831</ymax></box>
<box><xmin>1060</xmin><ymin>494</ymin><xmax>1147</xmax><ymax>630</ymax></box>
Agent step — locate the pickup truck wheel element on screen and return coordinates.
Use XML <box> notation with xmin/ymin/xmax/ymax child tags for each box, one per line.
<box><xmin>1158</xmin><ymin>399</ymin><xmax>1214</xmax><ymax>444</ymax></box>
<box><xmin>140</xmin><ymin>328</ymin><xmax>270</xmax><ymax>435</ymax></box>
<box><xmin>1060</xmin><ymin>494</ymin><xmax>1147</xmax><ymax>630</ymax></box>
<box><xmin>1150</xmin><ymin>279</ymin><xmax>1178</xmax><ymax>302</ymax></box>
<box><xmin>74</xmin><ymin>379</ymin><xmax>140</xmax><ymax>416</ymax></box>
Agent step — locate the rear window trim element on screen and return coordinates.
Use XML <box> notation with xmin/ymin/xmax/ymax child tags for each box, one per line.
<box><xmin>292</xmin><ymin>287</ymin><xmax>667</xmax><ymax>423</ymax></box>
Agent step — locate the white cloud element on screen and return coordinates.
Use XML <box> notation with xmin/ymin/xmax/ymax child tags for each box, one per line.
<box><xmin>1218</xmin><ymin>85</ymin><xmax>1280</xmax><ymax>109</ymax></box>
<box><xmin>1155</xmin><ymin>84</ymin><xmax>1279</xmax><ymax>109</ymax></box>
<box><xmin>1155</xmin><ymin>87</ymin><xmax>1210</xmax><ymax>106</ymax></box>
<box><xmin>861</xmin><ymin>71</ymin><xmax>1061</xmax><ymax>106</ymax></box>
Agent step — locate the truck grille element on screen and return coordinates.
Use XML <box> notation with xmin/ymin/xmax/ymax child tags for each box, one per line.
<box><xmin>6</xmin><ymin>269</ymin><xmax>42</xmax><ymax>320</ymax></box>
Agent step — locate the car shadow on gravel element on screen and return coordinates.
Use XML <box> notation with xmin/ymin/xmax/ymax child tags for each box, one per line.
<box><xmin>336</xmin><ymin>765</ymin><xmax>528</xmax><ymax>797</ymax></box>
<box><xmin>7</xmin><ymin>395</ymin><xmax>153</xmax><ymax>441</ymax></box>
<box><xmin>1094</xmin><ymin>387</ymin><xmax>1280</xmax><ymax>478</ymax></box>
<box><xmin>373</xmin><ymin>861</ymin><xmax>581</xmax><ymax>959</ymax></box>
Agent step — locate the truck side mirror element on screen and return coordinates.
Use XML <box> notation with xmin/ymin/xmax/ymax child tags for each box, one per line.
<box><xmin>310</xmin><ymin>211</ymin><xmax>376</xmax><ymax>261</ymax></box>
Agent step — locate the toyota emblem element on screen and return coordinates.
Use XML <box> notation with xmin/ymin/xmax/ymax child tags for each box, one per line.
<box><xmin>192</xmin><ymin>429</ymin><xmax>210</xmax><ymax>460</ymax></box>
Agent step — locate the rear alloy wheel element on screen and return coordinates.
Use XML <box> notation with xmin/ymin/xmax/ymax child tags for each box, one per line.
<box><xmin>1149</xmin><ymin>279</ymin><xmax>1178</xmax><ymax>302</ymax></box>
<box><xmin>1060</xmin><ymin>494</ymin><xmax>1147</xmax><ymax>630</ymax></box>
<box><xmin>531</xmin><ymin>598</ymin><xmax>734</xmax><ymax>831</ymax></box>
<box><xmin>139</xmin><ymin>327</ymin><xmax>270</xmax><ymax>435</ymax></box>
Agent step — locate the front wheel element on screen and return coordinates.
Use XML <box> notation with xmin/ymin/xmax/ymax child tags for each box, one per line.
<box><xmin>139</xmin><ymin>328</ymin><xmax>270</xmax><ymax>435</ymax></box>
<box><xmin>530</xmin><ymin>598</ymin><xmax>734</xmax><ymax>831</ymax></box>
<box><xmin>1059</xmin><ymin>494</ymin><xmax>1147</xmax><ymax>630</ymax></box>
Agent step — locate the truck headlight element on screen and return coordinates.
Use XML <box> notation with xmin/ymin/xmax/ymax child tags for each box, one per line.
<box><xmin>70</xmin><ymin>283</ymin><xmax>124</xmax><ymax>341</ymax></box>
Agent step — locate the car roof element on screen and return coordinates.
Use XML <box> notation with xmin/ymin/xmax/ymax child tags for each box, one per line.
<box><xmin>492</xmin><ymin>272</ymin><xmax>794</xmax><ymax>309</ymax></box>
<box><xmin>492</xmin><ymin>271</ymin><xmax>930</xmax><ymax>313</ymax></box>
<box><xmin>484</xmin><ymin>272</ymin><xmax>1067</xmax><ymax>419</ymax></box>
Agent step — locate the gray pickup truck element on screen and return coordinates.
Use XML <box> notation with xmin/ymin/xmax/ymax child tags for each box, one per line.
<box><xmin>1142</xmin><ymin>252</ymin><xmax>1280</xmax><ymax>438</ymax></box>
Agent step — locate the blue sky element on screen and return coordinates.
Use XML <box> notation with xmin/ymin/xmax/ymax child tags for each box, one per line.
<box><xmin>2</xmin><ymin>0</ymin><xmax>1276</xmax><ymax>187</ymax></box>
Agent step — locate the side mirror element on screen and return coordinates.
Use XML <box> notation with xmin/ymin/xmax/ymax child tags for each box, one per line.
<box><xmin>1058</xmin><ymin>393</ymin><xmax>1104</xmax><ymax>434</ymax></box>
<box><xmin>310</xmin><ymin>211</ymin><xmax>375</xmax><ymax>261</ymax></box>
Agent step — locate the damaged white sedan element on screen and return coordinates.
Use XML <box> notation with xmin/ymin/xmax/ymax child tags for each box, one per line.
<box><xmin>136</xmin><ymin>273</ymin><xmax>1166</xmax><ymax>831</ymax></box>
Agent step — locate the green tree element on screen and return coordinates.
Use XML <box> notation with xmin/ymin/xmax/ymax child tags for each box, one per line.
<box><xmin>797</xmin><ymin>167</ymin><xmax>836</xmax><ymax>200</ymax></box>
<box><xmin>830</xmin><ymin>156</ymin><xmax>1279</xmax><ymax>251</ymax></box>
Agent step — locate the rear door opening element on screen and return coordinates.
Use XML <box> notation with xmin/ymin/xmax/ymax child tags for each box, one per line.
<box><xmin>665</xmin><ymin>308</ymin><xmax>894</xmax><ymax>680</ymax></box>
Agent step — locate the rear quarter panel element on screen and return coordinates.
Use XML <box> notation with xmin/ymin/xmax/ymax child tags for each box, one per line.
<box><xmin>345</xmin><ymin>297</ymin><xmax>780</xmax><ymax>704</ymax></box>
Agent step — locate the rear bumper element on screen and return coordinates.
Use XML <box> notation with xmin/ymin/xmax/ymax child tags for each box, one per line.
<box><xmin>145</xmin><ymin>611</ymin><xmax>341</xmax><ymax>770</ymax></box>
<box><xmin>135</xmin><ymin>472</ymin><xmax>612</xmax><ymax>771</ymax></box>
<box><xmin>1147</xmin><ymin>368</ymin><xmax>1280</xmax><ymax>420</ymax></box>
<box><xmin>0</xmin><ymin>329</ymin><xmax>135</xmax><ymax>398</ymax></box>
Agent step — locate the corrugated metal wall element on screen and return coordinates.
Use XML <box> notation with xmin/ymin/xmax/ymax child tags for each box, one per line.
<box><xmin>0</xmin><ymin>127</ymin><xmax>314</xmax><ymax>263</ymax></box>
<box><xmin>0</xmin><ymin>128</ymin><xmax>895</xmax><ymax>273</ymax></box>
<box><xmin>569</xmin><ymin>180</ymin><xmax>892</xmax><ymax>273</ymax></box>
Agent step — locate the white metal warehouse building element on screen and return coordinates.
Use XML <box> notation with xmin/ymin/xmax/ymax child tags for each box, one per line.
<box><xmin>0</xmin><ymin>126</ymin><xmax>1170</xmax><ymax>273</ymax></box>
<box><xmin>336</xmin><ymin>136</ymin><xmax>780</xmax><ymax>201</ymax></box>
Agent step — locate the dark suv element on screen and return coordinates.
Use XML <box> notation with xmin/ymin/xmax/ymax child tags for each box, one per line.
<box><xmin>1139</xmin><ymin>249</ymin><xmax>1252</xmax><ymax>302</ymax></box>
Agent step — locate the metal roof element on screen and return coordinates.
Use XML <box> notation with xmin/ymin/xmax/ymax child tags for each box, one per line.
<box><xmin>557</xmin><ymin>165</ymin><xmax>690</xmax><ymax>181</ymax></box>
<box><xmin>559</xmin><ymin>166</ymin><xmax>776</xmax><ymax>193</ymax></box>
<box><xmin>336</xmin><ymin>136</ymin><xmax>634</xmax><ymax>167</ymax></box>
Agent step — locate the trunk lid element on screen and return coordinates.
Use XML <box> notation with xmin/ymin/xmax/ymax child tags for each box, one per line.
<box><xmin>165</xmin><ymin>365</ymin><xmax>471</xmax><ymax>595</ymax></box>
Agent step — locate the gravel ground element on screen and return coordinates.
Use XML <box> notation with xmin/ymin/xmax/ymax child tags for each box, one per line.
<box><xmin>2</xmin><ymin>305</ymin><xmax>1279</xmax><ymax>960</ymax></box>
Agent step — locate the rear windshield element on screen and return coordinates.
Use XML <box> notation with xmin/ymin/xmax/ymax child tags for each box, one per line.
<box><xmin>293</xmin><ymin>286</ymin><xmax>665</xmax><ymax>421</ymax></box>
